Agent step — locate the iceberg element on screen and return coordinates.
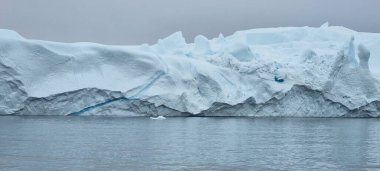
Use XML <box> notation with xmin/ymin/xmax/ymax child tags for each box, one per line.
<box><xmin>1</xmin><ymin>25</ymin><xmax>380</xmax><ymax>117</ymax></box>
<box><xmin>150</xmin><ymin>116</ymin><xmax>166</xmax><ymax>120</ymax></box>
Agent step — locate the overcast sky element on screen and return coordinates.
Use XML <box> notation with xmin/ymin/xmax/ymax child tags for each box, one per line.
<box><xmin>0</xmin><ymin>0</ymin><xmax>378</xmax><ymax>45</ymax></box>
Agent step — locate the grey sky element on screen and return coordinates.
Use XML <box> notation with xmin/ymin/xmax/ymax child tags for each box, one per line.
<box><xmin>0</xmin><ymin>0</ymin><xmax>379</xmax><ymax>45</ymax></box>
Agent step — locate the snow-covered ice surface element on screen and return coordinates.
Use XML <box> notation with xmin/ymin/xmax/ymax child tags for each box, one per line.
<box><xmin>1</xmin><ymin>24</ymin><xmax>380</xmax><ymax>117</ymax></box>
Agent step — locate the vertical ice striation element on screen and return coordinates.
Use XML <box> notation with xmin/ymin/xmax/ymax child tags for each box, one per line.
<box><xmin>358</xmin><ymin>44</ymin><xmax>370</xmax><ymax>70</ymax></box>
<box><xmin>346</xmin><ymin>36</ymin><xmax>358</xmax><ymax>67</ymax></box>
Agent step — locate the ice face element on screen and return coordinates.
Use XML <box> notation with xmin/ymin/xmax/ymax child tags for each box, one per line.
<box><xmin>156</xmin><ymin>31</ymin><xmax>187</xmax><ymax>53</ymax></box>
<box><xmin>0</xmin><ymin>26</ymin><xmax>380</xmax><ymax>117</ymax></box>
<box><xmin>194</xmin><ymin>35</ymin><xmax>212</xmax><ymax>54</ymax></box>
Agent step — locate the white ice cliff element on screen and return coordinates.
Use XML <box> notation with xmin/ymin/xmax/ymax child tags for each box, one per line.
<box><xmin>1</xmin><ymin>24</ymin><xmax>380</xmax><ymax>117</ymax></box>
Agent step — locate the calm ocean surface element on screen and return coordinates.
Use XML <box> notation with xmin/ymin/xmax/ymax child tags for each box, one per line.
<box><xmin>1</xmin><ymin>116</ymin><xmax>380</xmax><ymax>171</ymax></box>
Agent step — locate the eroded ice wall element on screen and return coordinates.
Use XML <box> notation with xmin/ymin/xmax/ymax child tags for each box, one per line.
<box><xmin>0</xmin><ymin>25</ymin><xmax>380</xmax><ymax>116</ymax></box>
